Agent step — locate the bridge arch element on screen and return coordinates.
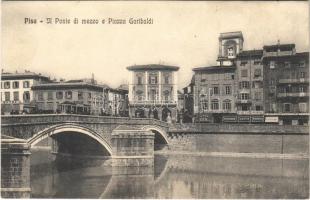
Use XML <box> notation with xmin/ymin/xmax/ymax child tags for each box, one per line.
<box><xmin>28</xmin><ymin>123</ymin><xmax>112</xmax><ymax>156</ymax></box>
<box><xmin>142</xmin><ymin>125</ymin><xmax>169</xmax><ymax>145</ymax></box>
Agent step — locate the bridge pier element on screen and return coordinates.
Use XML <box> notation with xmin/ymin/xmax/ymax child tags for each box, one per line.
<box><xmin>111</xmin><ymin>127</ymin><xmax>154</xmax><ymax>167</ymax></box>
<box><xmin>1</xmin><ymin>136</ymin><xmax>31</xmax><ymax>198</ymax></box>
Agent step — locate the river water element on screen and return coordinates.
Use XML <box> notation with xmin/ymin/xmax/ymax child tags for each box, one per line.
<box><xmin>30</xmin><ymin>150</ymin><xmax>309</xmax><ymax>199</ymax></box>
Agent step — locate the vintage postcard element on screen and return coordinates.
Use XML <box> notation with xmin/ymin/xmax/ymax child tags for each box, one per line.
<box><xmin>1</xmin><ymin>1</ymin><xmax>309</xmax><ymax>199</ymax></box>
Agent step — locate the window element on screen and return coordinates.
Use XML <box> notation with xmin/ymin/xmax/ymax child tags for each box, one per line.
<box><xmin>270</xmin><ymin>79</ymin><xmax>275</xmax><ymax>86</ymax></box>
<box><xmin>137</xmin><ymin>95</ymin><xmax>143</xmax><ymax>101</ymax></box>
<box><xmin>164</xmin><ymin>76</ymin><xmax>169</xmax><ymax>84</ymax></box>
<box><xmin>284</xmin><ymin>62</ymin><xmax>290</xmax><ymax>68</ymax></box>
<box><xmin>223</xmin><ymin>100</ymin><xmax>231</xmax><ymax>111</ymax></box>
<box><xmin>4</xmin><ymin>92</ymin><xmax>10</xmax><ymax>101</ymax></box>
<box><xmin>201</xmin><ymin>99</ymin><xmax>208</xmax><ymax>110</ymax></box>
<box><xmin>284</xmin><ymin>103</ymin><xmax>291</xmax><ymax>112</ymax></box>
<box><xmin>254</xmin><ymin>61</ymin><xmax>261</xmax><ymax>65</ymax></box>
<box><xmin>149</xmin><ymin>76</ymin><xmax>157</xmax><ymax>84</ymax></box>
<box><xmin>78</xmin><ymin>91</ymin><xmax>83</xmax><ymax>100</ymax></box>
<box><xmin>65</xmin><ymin>91</ymin><xmax>72</xmax><ymax>99</ymax></box>
<box><xmin>255</xmin><ymin>105</ymin><xmax>263</xmax><ymax>111</ymax></box>
<box><xmin>227</xmin><ymin>47</ymin><xmax>234</xmax><ymax>57</ymax></box>
<box><xmin>56</xmin><ymin>91</ymin><xmax>63</xmax><ymax>99</ymax></box>
<box><xmin>23</xmin><ymin>81</ymin><xmax>30</xmax><ymax>88</ymax></box>
<box><xmin>23</xmin><ymin>91</ymin><xmax>30</xmax><ymax>101</ymax></box>
<box><xmin>13</xmin><ymin>81</ymin><xmax>19</xmax><ymax>89</ymax></box>
<box><xmin>241</xmin><ymin>69</ymin><xmax>248</xmax><ymax>77</ymax></box>
<box><xmin>137</xmin><ymin>76</ymin><xmax>142</xmax><ymax>85</ymax></box>
<box><xmin>241</xmin><ymin>105</ymin><xmax>249</xmax><ymax>111</ymax></box>
<box><xmin>38</xmin><ymin>92</ymin><xmax>44</xmax><ymax>101</ymax></box>
<box><xmin>300</xmin><ymin>72</ymin><xmax>306</xmax><ymax>78</ymax></box>
<box><xmin>211</xmin><ymin>99</ymin><xmax>219</xmax><ymax>110</ymax></box>
<box><xmin>47</xmin><ymin>91</ymin><xmax>53</xmax><ymax>100</ymax></box>
<box><xmin>240</xmin><ymin>93</ymin><xmax>250</xmax><ymax>100</ymax></box>
<box><xmin>299</xmin><ymin>85</ymin><xmax>306</xmax><ymax>93</ymax></box>
<box><xmin>240</xmin><ymin>61</ymin><xmax>248</xmax><ymax>66</ymax></box>
<box><xmin>270</xmin><ymin>61</ymin><xmax>276</xmax><ymax>69</ymax></box>
<box><xmin>299</xmin><ymin>103</ymin><xmax>307</xmax><ymax>113</ymax></box>
<box><xmin>225</xmin><ymin>86</ymin><xmax>231</xmax><ymax>95</ymax></box>
<box><xmin>164</xmin><ymin>90</ymin><xmax>170</xmax><ymax>101</ymax></box>
<box><xmin>254</xmin><ymin>69</ymin><xmax>261</xmax><ymax>78</ymax></box>
<box><xmin>213</xmin><ymin>87</ymin><xmax>219</xmax><ymax>95</ymax></box>
<box><xmin>231</xmin><ymin>75</ymin><xmax>235</xmax><ymax>80</ymax></box>
<box><xmin>299</xmin><ymin>61</ymin><xmax>306</xmax><ymax>68</ymax></box>
<box><xmin>254</xmin><ymin>92</ymin><xmax>261</xmax><ymax>100</ymax></box>
<box><xmin>88</xmin><ymin>92</ymin><xmax>92</xmax><ymax>99</ymax></box>
<box><xmin>4</xmin><ymin>82</ymin><xmax>10</xmax><ymax>89</ymax></box>
<box><xmin>239</xmin><ymin>81</ymin><xmax>250</xmax><ymax>89</ymax></box>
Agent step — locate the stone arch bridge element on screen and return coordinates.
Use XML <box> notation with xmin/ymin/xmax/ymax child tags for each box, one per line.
<box><xmin>1</xmin><ymin>114</ymin><xmax>170</xmax><ymax>156</ymax></box>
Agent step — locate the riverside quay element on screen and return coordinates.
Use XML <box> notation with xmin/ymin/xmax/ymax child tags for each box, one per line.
<box><xmin>1</xmin><ymin>31</ymin><xmax>309</xmax><ymax>199</ymax></box>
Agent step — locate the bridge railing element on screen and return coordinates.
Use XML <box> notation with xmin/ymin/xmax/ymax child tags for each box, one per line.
<box><xmin>1</xmin><ymin>114</ymin><xmax>169</xmax><ymax>128</ymax></box>
<box><xmin>170</xmin><ymin>123</ymin><xmax>309</xmax><ymax>134</ymax></box>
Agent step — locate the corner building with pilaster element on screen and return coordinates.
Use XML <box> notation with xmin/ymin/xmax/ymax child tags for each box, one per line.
<box><xmin>127</xmin><ymin>64</ymin><xmax>179</xmax><ymax>122</ymax></box>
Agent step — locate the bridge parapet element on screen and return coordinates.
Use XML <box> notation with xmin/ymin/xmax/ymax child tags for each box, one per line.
<box><xmin>1</xmin><ymin>114</ymin><xmax>169</xmax><ymax>129</ymax></box>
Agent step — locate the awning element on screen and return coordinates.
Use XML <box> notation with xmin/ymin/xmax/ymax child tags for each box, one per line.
<box><xmin>222</xmin><ymin>115</ymin><xmax>237</xmax><ymax>122</ymax></box>
<box><xmin>238</xmin><ymin>115</ymin><xmax>251</xmax><ymax>122</ymax></box>
<box><xmin>251</xmin><ymin>115</ymin><xmax>264</xmax><ymax>123</ymax></box>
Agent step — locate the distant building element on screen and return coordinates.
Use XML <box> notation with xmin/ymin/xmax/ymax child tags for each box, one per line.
<box><xmin>1</xmin><ymin>71</ymin><xmax>50</xmax><ymax>114</ymax></box>
<box><xmin>235</xmin><ymin>49</ymin><xmax>265</xmax><ymax>123</ymax></box>
<box><xmin>262</xmin><ymin>43</ymin><xmax>309</xmax><ymax>125</ymax></box>
<box><xmin>127</xmin><ymin>64</ymin><xmax>179</xmax><ymax>122</ymax></box>
<box><xmin>107</xmin><ymin>87</ymin><xmax>128</xmax><ymax>117</ymax></box>
<box><xmin>193</xmin><ymin>66</ymin><xmax>236</xmax><ymax>123</ymax></box>
<box><xmin>31</xmin><ymin>79</ymin><xmax>108</xmax><ymax>115</ymax></box>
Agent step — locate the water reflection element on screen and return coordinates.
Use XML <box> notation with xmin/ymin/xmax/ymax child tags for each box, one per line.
<box><xmin>30</xmin><ymin>150</ymin><xmax>309</xmax><ymax>199</ymax></box>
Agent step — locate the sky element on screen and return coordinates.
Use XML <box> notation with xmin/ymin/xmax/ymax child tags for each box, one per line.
<box><xmin>1</xmin><ymin>1</ymin><xmax>309</xmax><ymax>89</ymax></box>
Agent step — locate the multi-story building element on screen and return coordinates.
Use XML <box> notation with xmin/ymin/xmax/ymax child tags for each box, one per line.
<box><xmin>235</xmin><ymin>50</ymin><xmax>265</xmax><ymax>123</ymax></box>
<box><xmin>193</xmin><ymin>66</ymin><xmax>236</xmax><ymax>123</ymax></box>
<box><xmin>31</xmin><ymin>79</ymin><xmax>108</xmax><ymax>115</ymax></box>
<box><xmin>107</xmin><ymin>86</ymin><xmax>128</xmax><ymax>117</ymax></box>
<box><xmin>127</xmin><ymin>64</ymin><xmax>179</xmax><ymax>122</ymax></box>
<box><xmin>262</xmin><ymin>43</ymin><xmax>309</xmax><ymax>125</ymax></box>
<box><xmin>1</xmin><ymin>71</ymin><xmax>51</xmax><ymax>114</ymax></box>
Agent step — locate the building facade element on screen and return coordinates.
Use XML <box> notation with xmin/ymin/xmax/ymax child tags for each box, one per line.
<box><xmin>31</xmin><ymin>79</ymin><xmax>108</xmax><ymax>115</ymax></box>
<box><xmin>107</xmin><ymin>87</ymin><xmax>128</xmax><ymax>117</ymax></box>
<box><xmin>127</xmin><ymin>64</ymin><xmax>179</xmax><ymax>122</ymax></box>
<box><xmin>262</xmin><ymin>44</ymin><xmax>309</xmax><ymax>125</ymax></box>
<box><xmin>235</xmin><ymin>50</ymin><xmax>265</xmax><ymax>123</ymax></box>
<box><xmin>193</xmin><ymin>66</ymin><xmax>237</xmax><ymax>123</ymax></box>
<box><xmin>1</xmin><ymin>71</ymin><xmax>51</xmax><ymax>114</ymax></box>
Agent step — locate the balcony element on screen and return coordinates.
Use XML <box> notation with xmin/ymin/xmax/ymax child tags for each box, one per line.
<box><xmin>277</xmin><ymin>92</ymin><xmax>309</xmax><ymax>98</ymax></box>
<box><xmin>237</xmin><ymin>110</ymin><xmax>264</xmax><ymax>115</ymax></box>
<box><xmin>199</xmin><ymin>109</ymin><xmax>235</xmax><ymax>114</ymax></box>
<box><xmin>129</xmin><ymin>100</ymin><xmax>177</xmax><ymax>105</ymax></box>
<box><xmin>236</xmin><ymin>100</ymin><xmax>252</xmax><ymax>104</ymax></box>
<box><xmin>278</xmin><ymin>78</ymin><xmax>309</xmax><ymax>84</ymax></box>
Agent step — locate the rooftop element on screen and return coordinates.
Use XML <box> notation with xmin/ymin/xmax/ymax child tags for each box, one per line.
<box><xmin>219</xmin><ymin>31</ymin><xmax>244</xmax><ymax>40</ymax></box>
<box><xmin>127</xmin><ymin>64</ymin><xmax>179</xmax><ymax>71</ymax></box>
<box><xmin>31</xmin><ymin>82</ymin><xmax>107</xmax><ymax>91</ymax></box>
<box><xmin>237</xmin><ymin>49</ymin><xmax>263</xmax><ymax>58</ymax></box>
<box><xmin>1</xmin><ymin>71</ymin><xmax>50</xmax><ymax>80</ymax></box>
<box><xmin>193</xmin><ymin>65</ymin><xmax>236</xmax><ymax>72</ymax></box>
<box><xmin>263</xmin><ymin>43</ymin><xmax>295</xmax><ymax>51</ymax></box>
